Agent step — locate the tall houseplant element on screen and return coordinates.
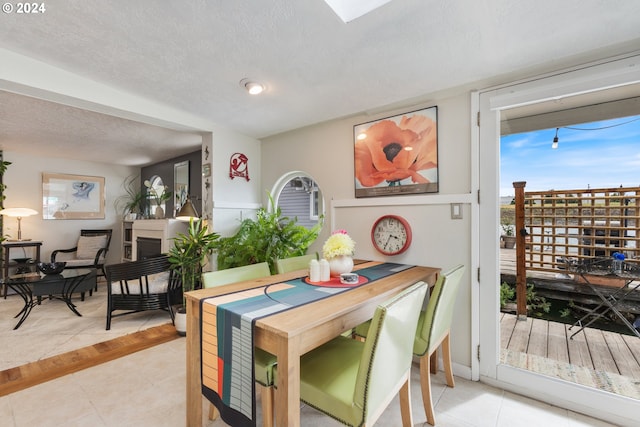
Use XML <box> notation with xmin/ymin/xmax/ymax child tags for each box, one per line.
<box><xmin>115</xmin><ymin>174</ymin><xmax>147</xmax><ymax>218</ymax></box>
<box><xmin>0</xmin><ymin>157</ymin><xmax>11</xmax><ymax>247</ymax></box>
<box><xmin>167</xmin><ymin>218</ymin><xmax>219</xmax><ymax>307</ymax></box>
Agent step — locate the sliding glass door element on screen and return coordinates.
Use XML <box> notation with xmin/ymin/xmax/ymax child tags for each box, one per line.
<box><xmin>476</xmin><ymin>54</ymin><xmax>640</xmax><ymax>426</ymax></box>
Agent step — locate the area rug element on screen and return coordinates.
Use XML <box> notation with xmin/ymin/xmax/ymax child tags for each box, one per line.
<box><xmin>501</xmin><ymin>349</ymin><xmax>640</xmax><ymax>399</ymax></box>
<box><xmin>0</xmin><ymin>323</ymin><xmax>179</xmax><ymax>397</ymax></box>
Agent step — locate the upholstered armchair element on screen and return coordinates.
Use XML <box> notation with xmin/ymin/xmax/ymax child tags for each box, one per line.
<box><xmin>51</xmin><ymin>229</ymin><xmax>113</xmax><ymax>278</ymax></box>
<box><xmin>51</xmin><ymin>229</ymin><xmax>112</xmax><ymax>299</ymax></box>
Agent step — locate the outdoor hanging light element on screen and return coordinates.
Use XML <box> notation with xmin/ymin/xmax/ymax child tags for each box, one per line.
<box><xmin>552</xmin><ymin>128</ymin><xmax>559</xmax><ymax>149</ymax></box>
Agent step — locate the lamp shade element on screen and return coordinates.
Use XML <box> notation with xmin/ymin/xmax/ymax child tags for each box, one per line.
<box><xmin>0</xmin><ymin>207</ymin><xmax>38</xmax><ymax>217</ymax></box>
<box><xmin>0</xmin><ymin>207</ymin><xmax>38</xmax><ymax>241</ymax></box>
<box><xmin>176</xmin><ymin>199</ymin><xmax>199</xmax><ymax>221</ymax></box>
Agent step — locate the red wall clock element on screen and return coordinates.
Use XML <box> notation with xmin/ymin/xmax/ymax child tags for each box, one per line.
<box><xmin>371</xmin><ymin>215</ymin><xmax>412</xmax><ymax>255</ymax></box>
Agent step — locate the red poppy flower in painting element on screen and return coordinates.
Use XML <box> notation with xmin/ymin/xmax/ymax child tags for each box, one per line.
<box><xmin>355</xmin><ymin>110</ymin><xmax>438</xmax><ymax>193</ymax></box>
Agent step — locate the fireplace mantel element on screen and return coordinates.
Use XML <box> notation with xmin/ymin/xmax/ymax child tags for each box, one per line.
<box><xmin>131</xmin><ymin>219</ymin><xmax>188</xmax><ymax>261</ymax></box>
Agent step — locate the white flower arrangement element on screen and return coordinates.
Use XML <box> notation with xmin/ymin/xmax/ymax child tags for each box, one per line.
<box><xmin>322</xmin><ymin>229</ymin><xmax>356</xmax><ymax>259</ymax></box>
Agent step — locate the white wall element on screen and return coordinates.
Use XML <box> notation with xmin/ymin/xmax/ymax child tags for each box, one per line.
<box><xmin>0</xmin><ymin>132</ymin><xmax>262</xmax><ymax>272</ymax></box>
<box><xmin>2</xmin><ymin>152</ymin><xmax>138</xmax><ymax>264</ymax></box>
<box><xmin>210</xmin><ymin>128</ymin><xmax>263</xmax><ymax>238</ymax></box>
<box><xmin>261</xmin><ymin>94</ymin><xmax>474</xmax><ymax>370</ymax></box>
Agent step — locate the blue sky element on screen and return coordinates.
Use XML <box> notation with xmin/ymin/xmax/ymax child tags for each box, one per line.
<box><xmin>500</xmin><ymin>115</ymin><xmax>640</xmax><ymax>197</ymax></box>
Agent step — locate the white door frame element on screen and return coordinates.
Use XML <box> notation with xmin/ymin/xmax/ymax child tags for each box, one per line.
<box><xmin>476</xmin><ymin>52</ymin><xmax>640</xmax><ymax>426</ymax></box>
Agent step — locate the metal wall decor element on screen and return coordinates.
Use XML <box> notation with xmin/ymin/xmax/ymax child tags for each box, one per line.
<box><xmin>229</xmin><ymin>152</ymin><xmax>250</xmax><ymax>181</ymax></box>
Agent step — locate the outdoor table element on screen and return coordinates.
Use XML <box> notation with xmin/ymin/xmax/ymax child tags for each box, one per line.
<box><xmin>185</xmin><ymin>261</ymin><xmax>440</xmax><ymax>427</ymax></box>
<box><xmin>566</xmin><ymin>258</ymin><xmax>640</xmax><ymax>339</ymax></box>
<box><xmin>3</xmin><ymin>268</ymin><xmax>97</xmax><ymax>329</ymax></box>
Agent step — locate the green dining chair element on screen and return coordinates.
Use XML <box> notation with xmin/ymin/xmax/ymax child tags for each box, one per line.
<box><xmin>414</xmin><ymin>264</ymin><xmax>465</xmax><ymax>425</ymax></box>
<box><xmin>275</xmin><ymin>252</ymin><xmax>318</xmax><ymax>274</ymax></box>
<box><xmin>353</xmin><ymin>264</ymin><xmax>465</xmax><ymax>425</ymax></box>
<box><xmin>296</xmin><ymin>280</ymin><xmax>428</xmax><ymax>427</ymax></box>
<box><xmin>201</xmin><ymin>262</ymin><xmax>277</xmax><ymax>427</ymax></box>
<box><xmin>202</xmin><ymin>262</ymin><xmax>271</xmax><ymax>289</ymax></box>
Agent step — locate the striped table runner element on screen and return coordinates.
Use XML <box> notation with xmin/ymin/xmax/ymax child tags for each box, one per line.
<box><xmin>200</xmin><ymin>262</ymin><xmax>412</xmax><ymax>427</ymax></box>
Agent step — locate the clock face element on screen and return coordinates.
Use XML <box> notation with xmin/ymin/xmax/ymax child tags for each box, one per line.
<box><xmin>371</xmin><ymin>215</ymin><xmax>412</xmax><ymax>255</ymax></box>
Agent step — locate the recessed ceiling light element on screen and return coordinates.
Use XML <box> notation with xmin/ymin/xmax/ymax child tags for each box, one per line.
<box><xmin>323</xmin><ymin>0</ymin><xmax>394</xmax><ymax>23</ymax></box>
<box><xmin>239</xmin><ymin>78</ymin><xmax>265</xmax><ymax>95</ymax></box>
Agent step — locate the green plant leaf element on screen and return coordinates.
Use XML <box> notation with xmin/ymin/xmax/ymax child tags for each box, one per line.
<box><xmin>214</xmin><ymin>193</ymin><xmax>322</xmax><ymax>273</ymax></box>
<box><xmin>167</xmin><ymin>218</ymin><xmax>220</xmax><ymax>306</ymax></box>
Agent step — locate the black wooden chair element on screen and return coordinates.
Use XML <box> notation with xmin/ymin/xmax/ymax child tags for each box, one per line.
<box><xmin>105</xmin><ymin>255</ymin><xmax>181</xmax><ymax>330</ymax></box>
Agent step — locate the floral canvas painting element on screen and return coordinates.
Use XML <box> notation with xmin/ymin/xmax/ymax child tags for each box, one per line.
<box><xmin>354</xmin><ymin>106</ymin><xmax>438</xmax><ymax>197</ymax></box>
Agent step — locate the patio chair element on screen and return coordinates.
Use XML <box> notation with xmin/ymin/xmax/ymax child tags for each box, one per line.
<box><xmin>201</xmin><ymin>262</ymin><xmax>277</xmax><ymax>427</ymax></box>
<box><xmin>295</xmin><ymin>280</ymin><xmax>428</xmax><ymax>426</ymax></box>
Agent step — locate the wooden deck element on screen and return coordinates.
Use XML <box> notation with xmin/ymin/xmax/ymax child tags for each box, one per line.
<box><xmin>500</xmin><ymin>247</ymin><xmax>640</xmax><ymax>399</ymax></box>
<box><xmin>501</xmin><ymin>313</ymin><xmax>640</xmax><ymax>399</ymax></box>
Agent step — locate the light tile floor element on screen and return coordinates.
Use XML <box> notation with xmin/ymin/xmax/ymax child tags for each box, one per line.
<box><xmin>0</xmin><ymin>287</ymin><xmax>619</xmax><ymax>426</ymax></box>
<box><xmin>0</xmin><ymin>282</ymin><xmax>172</xmax><ymax>370</ymax></box>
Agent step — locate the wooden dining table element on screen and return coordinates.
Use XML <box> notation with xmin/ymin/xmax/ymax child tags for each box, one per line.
<box><xmin>185</xmin><ymin>261</ymin><xmax>440</xmax><ymax>427</ymax></box>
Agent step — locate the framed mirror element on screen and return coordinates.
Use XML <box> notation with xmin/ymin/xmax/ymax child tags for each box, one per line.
<box><xmin>174</xmin><ymin>160</ymin><xmax>190</xmax><ymax>217</ymax></box>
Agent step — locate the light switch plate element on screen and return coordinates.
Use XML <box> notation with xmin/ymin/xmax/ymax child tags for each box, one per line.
<box><xmin>451</xmin><ymin>203</ymin><xmax>462</xmax><ymax>219</ymax></box>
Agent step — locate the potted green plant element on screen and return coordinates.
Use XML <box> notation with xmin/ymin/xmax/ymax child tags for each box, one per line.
<box><xmin>214</xmin><ymin>194</ymin><xmax>322</xmax><ymax>273</ymax></box>
<box><xmin>500</xmin><ymin>217</ymin><xmax>516</xmax><ymax>249</ymax></box>
<box><xmin>167</xmin><ymin>218</ymin><xmax>219</xmax><ymax>335</ymax></box>
<box><xmin>115</xmin><ymin>174</ymin><xmax>147</xmax><ymax>219</ymax></box>
<box><xmin>0</xmin><ymin>159</ymin><xmax>11</xmax><ymax>248</ymax></box>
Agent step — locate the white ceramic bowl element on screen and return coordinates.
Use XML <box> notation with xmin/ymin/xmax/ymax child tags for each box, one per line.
<box><xmin>340</xmin><ymin>273</ymin><xmax>359</xmax><ymax>284</ymax></box>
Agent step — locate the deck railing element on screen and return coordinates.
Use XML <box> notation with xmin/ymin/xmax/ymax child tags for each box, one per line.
<box><xmin>519</xmin><ymin>185</ymin><xmax>640</xmax><ymax>273</ymax></box>
<box><xmin>510</xmin><ymin>184</ymin><xmax>640</xmax><ymax>316</ymax></box>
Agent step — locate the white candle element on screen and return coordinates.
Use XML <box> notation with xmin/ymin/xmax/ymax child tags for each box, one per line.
<box><xmin>309</xmin><ymin>259</ymin><xmax>320</xmax><ymax>282</ymax></box>
<box><xmin>319</xmin><ymin>258</ymin><xmax>330</xmax><ymax>282</ymax></box>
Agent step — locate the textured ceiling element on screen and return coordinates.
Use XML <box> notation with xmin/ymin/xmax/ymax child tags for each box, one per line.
<box><xmin>1</xmin><ymin>0</ymin><xmax>640</xmax><ymax>166</ymax></box>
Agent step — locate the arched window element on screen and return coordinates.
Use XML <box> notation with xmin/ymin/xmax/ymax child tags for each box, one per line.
<box><xmin>145</xmin><ymin>175</ymin><xmax>168</xmax><ymax>218</ymax></box>
<box><xmin>271</xmin><ymin>171</ymin><xmax>324</xmax><ymax>230</ymax></box>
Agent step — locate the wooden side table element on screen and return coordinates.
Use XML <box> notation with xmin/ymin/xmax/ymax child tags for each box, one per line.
<box><xmin>2</xmin><ymin>240</ymin><xmax>42</xmax><ymax>298</ymax></box>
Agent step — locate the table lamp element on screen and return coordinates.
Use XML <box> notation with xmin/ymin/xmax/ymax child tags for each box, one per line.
<box><xmin>0</xmin><ymin>207</ymin><xmax>38</xmax><ymax>241</ymax></box>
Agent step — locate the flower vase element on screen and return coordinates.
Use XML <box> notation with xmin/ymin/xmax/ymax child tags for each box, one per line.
<box><xmin>154</xmin><ymin>206</ymin><xmax>164</xmax><ymax>219</ymax></box>
<box><xmin>328</xmin><ymin>255</ymin><xmax>354</xmax><ymax>277</ymax></box>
